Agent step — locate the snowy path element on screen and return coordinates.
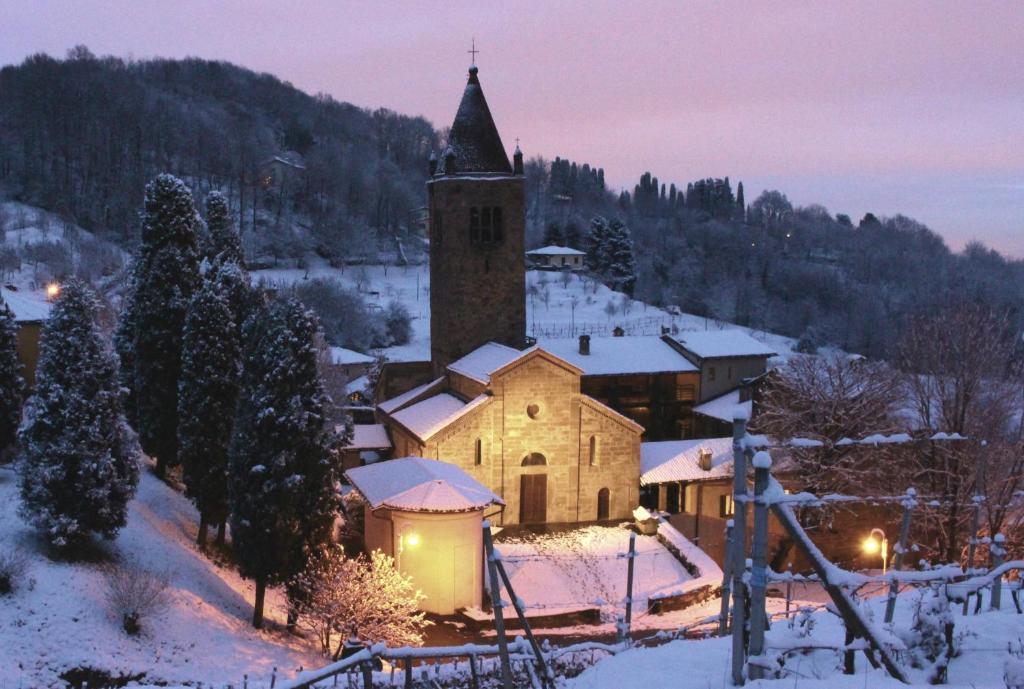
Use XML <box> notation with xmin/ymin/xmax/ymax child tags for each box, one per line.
<box><xmin>0</xmin><ymin>464</ymin><xmax>320</xmax><ymax>688</ymax></box>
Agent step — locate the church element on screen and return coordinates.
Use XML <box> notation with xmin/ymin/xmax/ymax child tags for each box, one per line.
<box><xmin>373</xmin><ymin>64</ymin><xmax>644</xmax><ymax>526</ymax></box>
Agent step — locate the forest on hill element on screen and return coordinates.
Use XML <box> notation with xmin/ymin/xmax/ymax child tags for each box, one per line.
<box><xmin>1</xmin><ymin>48</ymin><xmax>1022</xmax><ymax>359</ymax></box>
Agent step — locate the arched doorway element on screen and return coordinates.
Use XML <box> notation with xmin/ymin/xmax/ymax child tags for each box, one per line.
<box><xmin>597</xmin><ymin>488</ymin><xmax>610</xmax><ymax>520</ymax></box>
<box><xmin>520</xmin><ymin>453</ymin><xmax>547</xmax><ymax>524</ymax></box>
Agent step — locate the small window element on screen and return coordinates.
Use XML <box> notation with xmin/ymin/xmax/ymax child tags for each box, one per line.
<box><xmin>727</xmin><ymin>366</ymin><xmax>733</xmax><ymax>380</ymax></box>
<box><xmin>522</xmin><ymin>452</ymin><xmax>546</xmax><ymax>466</ymax></box>
<box><xmin>719</xmin><ymin>494</ymin><xmax>735</xmax><ymax>518</ymax></box>
<box><xmin>709</xmin><ymin>367</ymin><xmax>717</xmax><ymax>382</ymax></box>
<box><xmin>676</xmin><ymin>384</ymin><xmax>696</xmax><ymax>401</ymax></box>
<box><xmin>469</xmin><ymin>206</ymin><xmax>503</xmax><ymax>244</ymax></box>
<box><xmin>474</xmin><ymin>438</ymin><xmax>482</xmax><ymax>466</ymax></box>
<box><xmin>527</xmin><ymin>403</ymin><xmax>541</xmax><ymax>419</ymax></box>
<box><xmin>588</xmin><ymin>435</ymin><xmax>598</xmax><ymax>466</ymax></box>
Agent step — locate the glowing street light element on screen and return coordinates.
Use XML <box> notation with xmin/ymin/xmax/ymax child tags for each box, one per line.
<box><xmin>862</xmin><ymin>528</ymin><xmax>888</xmax><ymax>574</ymax></box>
<box><xmin>46</xmin><ymin>282</ymin><xmax>60</xmax><ymax>300</ymax></box>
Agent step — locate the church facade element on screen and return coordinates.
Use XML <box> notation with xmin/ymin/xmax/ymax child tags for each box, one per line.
<box><xmin>379</xmin><ymin>344</ymin><xmax>643</xmax><ymax>526</ymax></box>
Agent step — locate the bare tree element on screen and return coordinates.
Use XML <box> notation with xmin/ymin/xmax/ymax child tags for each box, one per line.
<box><xmin>754</xmin><ymin>354</ymin><xmax>907</xmax><ymax>496</ymax></box>
<box><xmin>896</xmin><ymin>303</ymin><xmax>1021</xmax><ymax>562</ymax></box>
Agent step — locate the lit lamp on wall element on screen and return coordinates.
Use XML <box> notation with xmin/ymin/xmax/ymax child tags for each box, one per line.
<box><xmin>862</xmin><ymin>528</ymin><xmax>888</xmax><ymax>574</ymax></box>
<box><xmin>46</xmin><ymin>282</ymin><xmax>60</xmax><ymax>300</ymax></box>
<box><xmin>396</xmin><ymin>525</ymin><xmax>421</xmax><ymax>570</ymax></box>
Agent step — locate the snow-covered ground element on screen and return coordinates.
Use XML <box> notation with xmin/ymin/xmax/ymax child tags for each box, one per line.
<box><xmin>491</xmin><ymin>526</ymin><xmax>694</xmax><ymax>619</ymax></box>
<box><xmin>253</xmin><ymin>261</ymin><xmax>805</xmax><ymax>364</ymax></box>
<box><xmin>566</xmin><ymin>593</ymin><xmax>1024</xmax><ymax>688</ymax></box>
<box><xmin>0</xmin><ymin>463</ymin><xmax>320</xmax><ymax>688</ymax></box>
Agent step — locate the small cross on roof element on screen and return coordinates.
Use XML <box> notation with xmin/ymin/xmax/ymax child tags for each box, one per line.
<box><xmin>468</xmin><ymin>38</ymin><xmax>479</xmax><ymax>65</ymax></box>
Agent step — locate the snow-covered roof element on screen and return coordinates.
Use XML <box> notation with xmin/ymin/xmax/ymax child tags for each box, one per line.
<box><xmin>694</xmin><ymin>389</ymin><xmax>751</xmax><ymax>424</ymax></box>
<box><xmin>345</xmin><ymin>457</ymin><xmax>504</xmax><ymax>512</ymax></box>
<box><xmin>447</xmin><ymin>342</ymin><xmax>528</xmax><ymax>383</ymax></box>
<box><xmin>0</xmin><ymin>286</ymin><xmax>51</xmax><ymax>322</ymax></box>
<box><xmin>434</xmin><ymin>66</ymin><xmax>512</xmax><ymax>176</ymax></box>
<box><xmin>378</xmin><ymin>377</ymin><xmax>445</xmax><ymax>415</ymax></box>
<box><xmin>330</xmin><ymin>346</ymin><xmax>374</xmax><ymax>366</ymax></box>
<box><xmin>673</xmin><ymin>330</ymin><xmax>777</xmax><ymax>360</ymax></box>
<box><xmin>526</xmin><ymin>245</ymin><xmax>587</xmax><ymax>257</ymax></box>
<box><xmin>390</xmin><ymin>393</ymin><xmax>491</xmax><ymax>441</ymax></box>
<box><xmin>640</xmin><ymin>437</ymin><xmax>735</xmax><ymax>485</ymax></box>
<box><xmin>537</xmin><ymin>336</ymin><xmax>697</xmax><ymax>376</ymax></box>
<box><xmin>344</xmin><ymin>424</ymin><xmax>392</xmax><ymax>450</ymax></box>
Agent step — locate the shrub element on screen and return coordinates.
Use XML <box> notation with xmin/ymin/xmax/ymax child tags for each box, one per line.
<box><xmin>384</xmin><ymin>300</ymin><xmax>412</xmax><ymax>346</ymax></box>
<box><xmin>103</xmin><ymin>562</ymin><xmax>171</xmax><ymax>635</ymax></box>
<box><xmin>0</xmin><ymin>547</ymin><xmax>30</xmax><ymax>594</ymax></box>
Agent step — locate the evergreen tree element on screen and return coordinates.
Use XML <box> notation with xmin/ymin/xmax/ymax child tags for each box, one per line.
<box><xmin>0</xmin><ymin>296</ymin><xmax>23</xmax><ymax>459</ymax></box>
<box><xmin>564</xmin><ymin>221</ymin><xmax>582</xmax><ymax>250</ymax></box>
<box><xmin>735</xmin><ymin>181</ymin><xmax>746</xmax><ymax>222</ymax></box>
<box><xmin>205</xmin><ymin>191</ymin><xmax>244</xmax><ymax>264</ymax></box>
<box><xmin>606</xmin><ymin>220</ymin><xmax>638</xmax><ymax>295</ymax></box>
<box><xmin>178</xmin><ymin>261</ymin><xmax>241</xmax><ymax>547</ymax></box>
<box><xmin>229</xmin><ymin>296</ymin><xmax>342</xmax><ymax>627</ymax></box>
<box><xmin>19</xmin><ymin>280</ymin><xmax>139</xmax><ymax>547</ymax></box>
<box><xmin>543</xmin><ymin>221</ymin><xmax>564</xmax><ymax>247</ymax></box>
<box><xmin>121</xmin><ymin>174</ymin><xmax>202</xmax><ymax>478</ymax></box>
<box><xmin>585</xmin><ymin>216</ymin><xmax>613</xmax><ymax>275</ymax></box>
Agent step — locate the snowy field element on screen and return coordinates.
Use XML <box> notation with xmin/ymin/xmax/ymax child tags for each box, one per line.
<box><xmin>0</xmin><ymin>463</ymin><xmax>320</xmax><ymax>688</ymax></box>
<box><xmin>253</xmin><ymin>261</ymin><xmax>803</xmax><ymax>364</ymax></box>
<box><xmin>565</xmin><ymin>593</ymin><xmax>1024</xmax><ymax>689</ymax></box>
<box><xmin>490</xmin><ymin>526</ymin><xmax>694</xmax><ymax>619</ymax></box>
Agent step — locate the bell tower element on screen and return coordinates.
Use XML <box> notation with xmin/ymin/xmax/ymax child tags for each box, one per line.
<box><xmin>428</xmin><ymin>65</ymin><xmax>526</xmax><ymax>373</ymax></box>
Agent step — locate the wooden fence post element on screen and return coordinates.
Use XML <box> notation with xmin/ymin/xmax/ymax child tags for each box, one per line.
<box><xmin>482</xmin><ymin>522</ymin><xmax>515</xmax><ymax>689</ymax></box>
<box><xmin>622</xmin><ymin>531</ymin><xmax>637</xmax><ymax>644</ymax></box>
<box><xmin>719</xmin><ymin>519</ymin><xmax>734</xmax><ymax>636</ymax></box>
<box><xmin>991</xmin><ymin>533</ymin><xmax>1006</xmax><ymax>610</ymax></box>
<box><xmin>747</xmin><ymin>451</ymin><xmax>771</xmax><ymax>680</ymax></box>
<box><xmin>964</xmin><ymin>441</ymin><xmax>987</xmax><ymax>615</ymax></box>
<box><xmin>884</xmin><ymin>488</ymin><xmax>915</xmax><ymax>624</ymax></box>
<box><xmin>730</xmin><ymin>413</ymin><xmax>750</xmax><ymax>686</ymax></box>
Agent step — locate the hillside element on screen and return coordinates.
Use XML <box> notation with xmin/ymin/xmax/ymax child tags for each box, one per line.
<box><xmin>0</xmin><ymin>463</ymin><xmax>320</xmax><ymax>688</ymax></box>
<box><xmin>2</xmin><ymin>49</ymin><xmax>1023</xmax><ymax>362</ymax></box>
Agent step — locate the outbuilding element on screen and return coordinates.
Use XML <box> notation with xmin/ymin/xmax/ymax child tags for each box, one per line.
<box><xmin>345</xmin><ymin>457</ymin><xmax>505</xmax><ymax>614</ymax></box>
<box><xmin>526</xmin><ymin>245</ymin><xmax>586</xmax><ymax>271</ymax></box>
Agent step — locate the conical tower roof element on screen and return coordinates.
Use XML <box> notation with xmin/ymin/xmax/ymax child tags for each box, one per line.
<box><xmin>437</xmin><ymin>66</ymin><xmax>512</xmax><ymax>175</ymax></box>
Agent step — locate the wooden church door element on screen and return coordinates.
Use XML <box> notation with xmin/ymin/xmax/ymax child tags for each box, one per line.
<box><xmin>520</xmin><ymin>474</ymin><xmax>547</xmax><ymax>524</ymax></box>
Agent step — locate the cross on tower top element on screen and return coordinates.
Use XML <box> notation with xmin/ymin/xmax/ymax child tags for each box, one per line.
<box><xmin>467</xmin><ymin>38</ymin><xmax>479</xmax><ymax>65</ymax></box>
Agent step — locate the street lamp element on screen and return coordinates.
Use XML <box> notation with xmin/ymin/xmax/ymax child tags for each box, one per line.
<box><xmin>862</xmin><ymin>528</ymin><xmax>888</xmax><ymax>574</ymax></box>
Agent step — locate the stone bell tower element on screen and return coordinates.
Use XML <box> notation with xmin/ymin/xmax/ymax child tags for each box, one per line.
<box><xmin>428</xmin><ymin>65</ymin><xmax>526</xmax><ymax>374</ymax></box>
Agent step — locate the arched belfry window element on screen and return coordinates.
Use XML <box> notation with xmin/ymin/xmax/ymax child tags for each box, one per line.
<box><xmin>470</xmin><ymin>206</ymin><xmax>504</xmax><ymax>244</ymax></box>
<box><xmin>522</xmin><ymin>452</ymin><xmax>547</xmax><ymax>467</ymax></box>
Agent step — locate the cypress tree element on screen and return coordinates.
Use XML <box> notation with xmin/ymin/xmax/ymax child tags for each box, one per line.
<box><xmin>19</xmin><ymin>280</ymin><xmax>139</xmax><ymax>547</ymax></box>
<box><xmin>0</xmin><ymin>296</ymin><xmax>22</xmax><ymax>460</ymax></box>
<box><xmin>229</xmin><ymin>296</ymin><xmax>342</xmax><ymax>628</ymax></box>
<box><xmin>586</xmin><ymin>216</ymin><xmax>612</xmax><ymax>275</ymax></box>
<box><xmin>543</xmin><ymin>221</ymin><xmax>564</xmax><ymax>247</ymax></box>
<box><xmin>205</xmin><ymin>191</ymin><xmax>244</xmax><ymax>265</ymax></box>
<box><xmin>122</xmin><ymin>174</ymin><xmax>201</xmax><ymax>478</ymax></box>
<box><xmin>606</xmin><ymin>220</ymin><xmax>638</xmax><ymax>295</ymax></box>
<box><xmin>178</xmin><ymin>261</ymin><xmax>241</xmax><ymax>547</ymax></box>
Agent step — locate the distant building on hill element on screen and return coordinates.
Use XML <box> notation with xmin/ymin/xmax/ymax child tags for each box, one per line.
<box><xmin>526</xmin><ymin>245</ymin><xmax>586</xmax><ymax>271</ymax></box>
<box><xmin>259</xmin><ymin>151</ymin><xmax>305</xmax><ymax>191</ymax></box>
<box><xmin>1</xmin><ymin>285</ymin><xmax>51</xmax><ymax>389</ymax></box>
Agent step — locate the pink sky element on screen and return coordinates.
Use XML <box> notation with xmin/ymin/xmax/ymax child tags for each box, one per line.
<box><xmin>4</xmin><ymin>1</ymin><xmax>1022</xmax><ymax>255</ymax></box>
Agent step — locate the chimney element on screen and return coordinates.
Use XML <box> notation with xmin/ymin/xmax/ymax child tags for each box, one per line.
<box><xmin>579</xmin><ymin>334</ymin><xmax>591</xmax><ymax>355</ymax></box>
<box><xmin>698</xmin><ymin>447</ymin><xmax>713</xmax><ymax>472</ymax></box>
<box><xmin>428</xmin><ymin>150</ymin><xmax>438</xmax><ymax>176</ymax></box>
